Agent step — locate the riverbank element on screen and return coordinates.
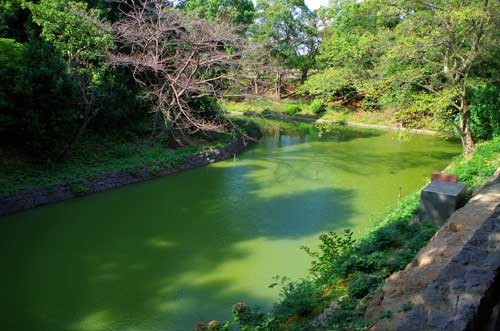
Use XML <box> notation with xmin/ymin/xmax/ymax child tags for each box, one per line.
<box><xmin>225</xmin><ymin>110</ymin><xmax>438</xmax><ymax>135</ymax></box>
<box><xmin>0</xmin><ymin>123</ymin><xmax>262</xmax><ymax>216</ymax></box>
<box><xmin>221</xmin><ymin>99</ymin><xmax>438</xmax><ymax>135</ymax></box>
<box><xmin>366</xmin><ymin>171</ymin><xmax>500</xmax><ymax>331</ymax></box>
<box><xmin>209</xmin><ymin>137</ymin><xmax>500</xmax><ymax>331</ymax></box>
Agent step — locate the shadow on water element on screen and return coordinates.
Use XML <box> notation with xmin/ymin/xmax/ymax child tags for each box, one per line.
<box><xmin>0</xmin><ymin>163</ymin><xmax>356</xmax><ymax>331</ymax></box>
<box><xmin>0</xmin><ymin>128</ymin><xmax>461</xmax><ymax>331</ymax></box>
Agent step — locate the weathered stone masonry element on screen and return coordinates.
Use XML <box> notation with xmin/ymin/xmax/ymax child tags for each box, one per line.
<box><xmin>398</xmin><ymin>207</ymin><xmax>500</xmax><ymax>331</ymax></box>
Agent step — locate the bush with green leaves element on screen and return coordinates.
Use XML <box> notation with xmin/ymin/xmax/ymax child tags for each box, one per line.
<box><xmin>0</xmin><ymin>38</ymin><xmax>78</xmax><ymax>159</ymax></box>
<box><xmin>274</xmin><ymin>279</ymin><xmax>321</xmax><ymax>319</ymax></box>
<box><xmin>310</xmin><ymin>99</ymin><xmax>326</xmax><ymax>114</ymax></box>
<box><xmin>469</xmin><ymin>83</ymin><xmax>500</xmax><ymax>141</ymax></box>
<box><xmin>448</xmin><ymin>136</ymin><xmax>500</xmax><ymax>192</ymax></box>
<box><xmin>283</xmin><ymin>104</ymin><xmax>301</xmax><ymax>116</ymax></box>
<box><xmin>301</xmin><ymin>229</ymin><xmax>356</xmax><ymax>284</ymax></box>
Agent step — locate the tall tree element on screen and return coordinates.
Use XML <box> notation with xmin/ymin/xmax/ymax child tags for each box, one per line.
<box><xmin>108</xmin><ymin>0</ymin><xmax>245</xmax><ymax>143</ymax></box>
<box><xmin>380</xmin><ymin>0</ymin><xmax>499</xmax><ymax>156</ymax></box>
<box><xmin>301</xmin><ymin>0</ymin><xmax>395</xmax><ymax>104</ymax></box>
<box><xmin>183</xmin><ymin>0</ymin><xmax>255</xmax><ymax>25</ymax></box>
<box><xmin>303</xmin><ymin>0</ymin><xmax>499</xmax><ymax>156</ymax></box>
<box><xmin>252</xmin><ymin>0</ymin><xmax>320</xmax><ymax>98</ymax></box>
<box><xmin>29</xmin><ymin>0</ymin><xmax>113</xmax><ymax>160</ymax></box>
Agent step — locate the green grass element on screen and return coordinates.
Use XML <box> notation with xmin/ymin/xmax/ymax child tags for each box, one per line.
<box><xmin>0</xmin><ymin>137</ymin><xmax>196</xmax><ymax>195</ymax></box>
<box><xmin>221</xmin><ymin>99</ymin><xmax>396</xmax><ymax>126</ymax></box>
<box><xmin>221</xmin><ymin>98</ymin><xmax>309</xmax><ymax>114</ymax></box>
<box><xmin>446</xmin><ymin>136</ymin><xmax>500</xmax><ymax>191</ymax></box>
<box><xmin>228</xmin><ymin>114</ymin><xmax>316</xmax><ymax>133</ymax></box>
<box><xmin>0</xmin><ymin>128</ymin><xmax>241</xmax><ymax>196</ymax></box>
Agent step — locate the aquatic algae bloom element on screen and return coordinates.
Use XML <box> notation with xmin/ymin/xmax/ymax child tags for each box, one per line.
<box><xmin>207</xmin><ymin>320</ymin><xmax>220</xmax><ymax>330</ymax></box>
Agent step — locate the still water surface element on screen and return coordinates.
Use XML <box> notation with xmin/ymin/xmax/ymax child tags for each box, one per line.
<box><xmin>0</xmin><ymin>126</ymin><xmax>460</xmax><ymax>331</ymax></box>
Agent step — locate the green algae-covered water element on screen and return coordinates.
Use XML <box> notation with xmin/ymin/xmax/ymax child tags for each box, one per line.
<box><xmin>0</xmin><ymin>125</ymin><xmax>461</xmax><ymax>331</ymax></box>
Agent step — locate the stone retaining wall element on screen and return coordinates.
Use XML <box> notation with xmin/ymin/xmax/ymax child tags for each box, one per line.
<box><xmin>365</xmin><ymin>174</ymin><xmax>500</xmax><ymax>331</ymax></box>
<box><xmin>398</xmin><ymin>207</ymin><xmax>500</xmax><ymax>331</ymax></box>
<box><xmin>0</xmin><ymin>133</ymin><xmax>261</xmax><ymax>217</ymax></box>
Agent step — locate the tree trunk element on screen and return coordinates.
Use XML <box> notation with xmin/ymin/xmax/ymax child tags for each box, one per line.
<box><xmin>459</xmin><ymin>107</ymin><xmax>475</xmax><ymax>158</ymax></box>
<box><xmin>275</xmin><ymin>71</ymin><xmax>282</xmax><ymax>100</ymax></box>
<box><xmin>59</xmin><ymin>111</ymin><xmax>97</xmax><ymax>162</ymax></box>
<box><xmin>301</xmin><ymin>69</ymin><xmax>308</xmax><ymax>83</ymax></box>
<box><xmin>254</xmin><ymin>76</ymin><xmax>259</xmax><ymax>95</ymax></box>
<box><xmin>151</xmin><ymin>106</ymin><xmax>162</xmax><ymax>137</ymax></box>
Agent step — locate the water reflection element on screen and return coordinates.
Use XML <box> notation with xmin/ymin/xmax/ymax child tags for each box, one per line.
<box><xmin>0</xmin><ymin>128</ymin><xmax>460</xmax><ymax>331</ymax></box>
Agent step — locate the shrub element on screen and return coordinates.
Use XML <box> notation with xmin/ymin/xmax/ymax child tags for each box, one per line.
<box><xmin>302</xmin><ymin>229</ymin><xmax>355</xmax><ymax>284</ymax></box>
<box><xmin>274</xmin><ymin>279</ymin><xmax>321</xmax><ymax>319</ymax></box>
<box><xmin>262</xmin><ymin>107</ymin><xmax>273</xmax><ymax>116</ymax></box>
<box><xmin>347</xmin><ymin>272</ymin><xmax>385</xmax><ymax>299</ymax></box>
<box><xmin>449</xmin><ymin>136</ymin><xmax>500</xmax><ymax>190</ymax></box>
<box><xmin>310</xmin><ymin>99</ymin><xmax>326</xmax><ymax>114</ymax></box>
<box><xmin>469</xmin><ymin>83</ymin><xmax>500</xmax><ymax>141</ymax></box>
<box><xmin>150</xmin><ymin>165</ymin><xmax>160</xmax><ymax>175</ymax></box>
<box><xmin>284</xmin><ymin>104</ymin><xmax>301</xmax><ymax>116</ymax></box>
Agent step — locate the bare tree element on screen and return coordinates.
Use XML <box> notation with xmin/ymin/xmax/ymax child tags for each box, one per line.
<box><xmin>108</xmin><ymin>0</ymin><xmax>246</xmax><ymax>143</ymax></box>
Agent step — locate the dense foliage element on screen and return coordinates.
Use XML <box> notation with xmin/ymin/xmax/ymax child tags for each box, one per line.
<box><xmin>302</xmin><ymin>0</ymin><xmax>500</xmax><ymax>156</ymax></box>
<box><xmin>1</xmin><ymin>0</ymin><xmax>497</xmax><ymax>161</ymax></box>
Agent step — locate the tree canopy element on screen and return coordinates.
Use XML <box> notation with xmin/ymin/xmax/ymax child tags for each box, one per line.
<box><xmin>0</xmin><ymin>0</ymin><xmax>498</xmax><ymax>159</ymax></box>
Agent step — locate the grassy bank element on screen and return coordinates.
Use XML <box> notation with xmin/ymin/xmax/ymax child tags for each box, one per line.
<box><xmin>206</xmin><ymin>137</ymin><xmax>500</xmax><ymax>331</ymax></box>
<box><xmin>221</xmin><ymin>99</ymin><xmax>396</xmax><ymax>127</ymax></box>
<box><xmin>0</xmin><ymin>120</ymin><xmax>258</xmax><ymax>196</ymax></box>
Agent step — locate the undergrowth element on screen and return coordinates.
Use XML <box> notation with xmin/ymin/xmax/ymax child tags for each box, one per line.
<box><xmin>0</xmin><ymin>120</ymin><xmax>258</xmax><ymax>195</ymax></box>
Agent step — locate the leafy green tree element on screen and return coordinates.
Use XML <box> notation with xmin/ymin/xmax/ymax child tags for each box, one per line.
<box><xmin>0</xmin><ymin>0</ymin><xmax>34</xmax><ymax>41</ymax></box>
<box><xmin>0</xmin><ymin>37</ymin><xmax>24</xmax><ymax>111</ymax></box>
<box><xmin>301</xmin><ymin>0</ymin><xmax>394</xmax><ymax>102</ymax></box>
<box><xmin>0</xmin><ymin>38</ymin><xmax>78</xmax><ymax>159</ymax></box>
<box><xmin>29</xmin><ymin>0</ymin><xmax>113</xmax><ymax>160</ymax></box>
<box><xmin>252</xmin><ymin>0</ymin><xmax>320</xmax><ymax>98</ymax></box>
<box><xmin>184</xmin><ymin>0</ymin><xmax>255</xmax><ymax>25</ymax></box>
<box><xmin>304</xmin><ymin>0</ymin><xmax>499</xmax><ymax>155</ymax></box>
<box><xmin>378</xmin><ymin>0</ymin><xmax>500</xmax><ymax>156</ymax></box>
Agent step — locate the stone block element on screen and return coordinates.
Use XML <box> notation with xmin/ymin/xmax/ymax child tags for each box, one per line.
<box><xmin>420</xmin><ymin>181</ymin><xmax>466</xmax><ymax>226</ymax></box>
